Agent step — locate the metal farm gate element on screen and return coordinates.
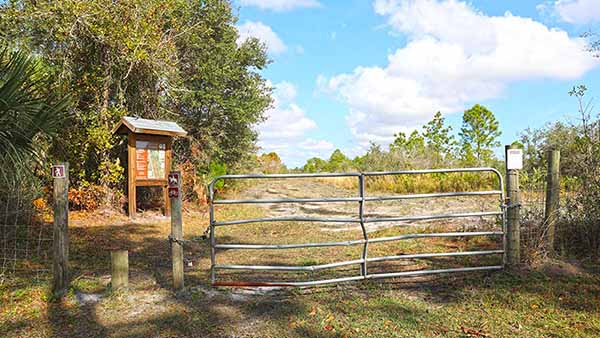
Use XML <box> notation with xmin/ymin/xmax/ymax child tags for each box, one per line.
<box><xmin>208</xmin><ymin>168</ymin><xmax>506</xmax><ymax>287</ymax></box>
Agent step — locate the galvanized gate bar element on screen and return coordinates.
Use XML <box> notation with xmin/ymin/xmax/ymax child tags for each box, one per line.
<box><xmin>364</xmin><ymin>190</ymin><xmax>502</xmax><ymax>201</ymax></box>
<box><xmin>362</xmin><ymin>168</ymin><xmax>503</xmax><ymax>176</ymax></box>
<box><xmin>214</xmin><ymin>216</ymin><xmax>361</xmax><ymax>226</ymax></box>
<box><xmin>208</xmin><ymin>168</ymin><xmax>506</xmax><ymax>286</ymax></box>
<box><xmin>363</xmin><ymin>211</ymin><xmax>503</xmax><ymax>223</ymax></box>
<box><xmin>215</xmin><ymin>259</ymin><xmax>364</xmax><ymax>271</ymax></box>
<box><xmin>368</xmin><ymin>231</ymin><xmax>504</xmax><ymax>243</ymax></box>
<box><xmin>366</xmin><ymin>250</ymin><xmax>504</xmax><ymax>263</ymax></box>
<box><xmin>215</xmin><ymin>239</ymin><xmax>365</xmax><ymax>249</ymax></box>
<box><xmin>214</xmin><ymin>231</ymin><xmax>504</xmax><ymax>249</ymax></box>
<box><xmin>215</xmin><ymin>197</ymin><xmax>362</xmax><ymax>204</ymax></box>
<box><xmin>211</xmin><ymin>172</ymin><xmax>361</xmax><ymax>179</ymax></box>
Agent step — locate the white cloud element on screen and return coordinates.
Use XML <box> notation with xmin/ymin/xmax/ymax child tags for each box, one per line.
<box><xmin>237</xmin><ymin>21</ymin><xmax>287</xmax><ymax>54</ymax></box>
<box><xmin>320</xmin><ymin>0</ymin><xmax>599</xmax><ymax>147</ymax></box>
<box><xmin>257</xmin><ymin>82</ymin><xmax>332</xmax><ymax>166</ymax></box>
<box><xmin>538</xmin><ymin>0</ymin><xmax>600</xmax><ymax>24</ymax></box>
<box><xmin>299</xmin><ymin>138</ymin><xmax>335</xmax><ymax>151</ymax></box>
<box><xmin>239</xmin><ymin>0</ymin><xmax>321</xmax><ymax>12</ymax></box>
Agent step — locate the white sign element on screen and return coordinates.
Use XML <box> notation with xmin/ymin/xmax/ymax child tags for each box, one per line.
<box><xmin>506</xmin><ymin>149</ymin><xmax>523</xmax><ymax>170</ymax></box>
<box><xmin>51</xmin><ymin>165</ymin><xmax>66</xmax><ymax>178</ymax></box>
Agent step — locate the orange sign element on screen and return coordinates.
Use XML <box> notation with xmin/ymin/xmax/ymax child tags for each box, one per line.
<box><xmin>135</xmin><ymin>141</ymin><xmax>166</xmax><ymax>179</ymax></box>
<box><xmin>136</xmin><ymin>149</ymin><xmax>148</xmax><ymax>179</ymax></box>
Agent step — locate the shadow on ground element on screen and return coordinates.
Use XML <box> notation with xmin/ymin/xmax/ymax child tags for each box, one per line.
<box><xmin>2</xmin><ymin>213</ymin><xmax>599</xmax><ymax>337</ymax></box>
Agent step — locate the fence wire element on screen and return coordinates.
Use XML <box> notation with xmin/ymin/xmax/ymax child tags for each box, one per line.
<box><xmin>520</xmin><ymin>169</ymin><xmax>572</xmax><ymax>263</ymax></box>
<box><xmin>0</xmin><ymin>169</ymin><xmax>52</xmax><ymax>281</ymax></box>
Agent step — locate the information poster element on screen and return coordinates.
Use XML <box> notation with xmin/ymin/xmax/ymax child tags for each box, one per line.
<box><xmin>135</xmin><ymin>141</ymin><xmax>166</xmax><ymax>179</ymax></box>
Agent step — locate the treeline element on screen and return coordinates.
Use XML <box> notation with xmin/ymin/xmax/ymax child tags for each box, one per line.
<box><xmin>297</xmin><ymin>105</ymin><xmax>503</xmax><ymax>193</ymax></box>
<box><xmin>0</xmin><ymin>0</ymin><xmax>272</xmax><ymax>208</ymax></box>
<box><xmin>301</xmin><ymin>104</ymin><xmax>502</xmax><ymax>174</ymax></box>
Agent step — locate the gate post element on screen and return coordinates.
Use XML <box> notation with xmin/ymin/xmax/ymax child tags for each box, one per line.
<box><xmin>544</xmin><ymin>150</ymin><xmax>560</xmax><ymax>256</ymax></box>
<box><xmin>52</xmin><ymin>162</ymin><xmax>69</xmax><ymax>297</ymax></box>
<box><xmin>169</xmin><ymin>171</ymin><xmax>184</xmax><ymax>290</ymax></box>
<box><xmin>505</xmin><ymin>145</ymin><xmax>521</xmax><ymax>268</ymax></box>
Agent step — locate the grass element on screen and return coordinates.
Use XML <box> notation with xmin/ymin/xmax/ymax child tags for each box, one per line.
<box><xmin>1</xmin><ymin>180</ymin><xmax>599</xmax><ymax>337</ymax></box>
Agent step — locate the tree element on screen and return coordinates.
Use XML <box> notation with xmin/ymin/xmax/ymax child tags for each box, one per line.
<box><xmin>303</xmin><ymin>157</ymin><xmax>327</xmax><ymax>173</ymax></box>
<box><xmin>0</xmin><ymin>0</ymin><xmax>271</xmax><ymax>202</ymax></box>
<box><xmin>390</xmin><ymin>130</ymin><xmax>425</xmax><ymax>155</ymax></box>
<box><xmin>326</xmin><ymin>149</ymin><xmax>351</xmax><ymax>172</ymax></box>
<box><xmin>258</xmin><ymin>152</ymin><xmax>286</xmax><ymax>174</ymax></box>
<box><xmin>422</xmin><ymin>112</ymin><xmax>456</xmax><ymax>164</ymax></box>
<box><xmin>459</xmin><ymin>104</ymin><xmax>501</xmax><ymax>165</ymax></box>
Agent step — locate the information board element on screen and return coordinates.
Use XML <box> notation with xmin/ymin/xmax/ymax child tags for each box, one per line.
<box><xmin>135</xmin><ymin>141</ymin><xmax>166</xmax><ymax>179</ymax></box>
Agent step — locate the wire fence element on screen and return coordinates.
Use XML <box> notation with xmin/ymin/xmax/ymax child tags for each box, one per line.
<box><xmin>0</xmin><ymin>171</ymin><xmax>52</xmax><ymax>282</ymax></box>
<box><xmin>520</xmin><ymin>168</ymin><xmax>573</xmax><ymax>263</ymax></box>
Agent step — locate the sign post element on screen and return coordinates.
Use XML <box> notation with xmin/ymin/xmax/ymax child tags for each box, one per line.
<box><xmin>505</xmin><ymin>145</ymin><xmax>522</xmax><ymax>268</ymax></box>
<box><xmin>169</xmin><ymin>171</ymin><xmax>184</xmax><ymax>290</ymax></box>
<box><xmin>52</xmin><ymin>162</ymin><xmax>69</xmax><ymax>297</ymax></box>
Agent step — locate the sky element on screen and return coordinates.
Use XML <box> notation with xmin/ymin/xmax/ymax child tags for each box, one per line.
<box><xmin>234</xmin><ymin>0</ymin><xmax>600</xmax><ymax>168</ymax></box>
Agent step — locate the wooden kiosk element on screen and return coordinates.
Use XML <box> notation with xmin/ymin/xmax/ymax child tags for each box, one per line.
<box><xmin>113</xmin><ymin>116</ymin><xmax>187</xmax><ymax>218</ymax></box>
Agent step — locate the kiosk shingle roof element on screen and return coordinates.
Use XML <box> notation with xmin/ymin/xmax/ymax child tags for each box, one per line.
<box><xmin>113</xmin><ymin>116</ymin><xmax>187</xmax><ymax>137</ymax></box>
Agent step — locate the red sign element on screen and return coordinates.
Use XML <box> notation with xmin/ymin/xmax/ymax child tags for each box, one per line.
<box><xmin>51</xmin><ymin>165</ymin><xmax>66</xmax><ymax>178</ymax></box>
<box><xmin>168</xmin><ymin>187</ymin><xmax>179</xmax><ymax>199</ymax></box>
<box><xmin>168</xmin><ymin>172</ymin><xmax>179</xmax><ymax>188</ymax></box>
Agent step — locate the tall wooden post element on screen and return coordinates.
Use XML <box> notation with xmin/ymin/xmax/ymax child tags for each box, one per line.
<box><xmin>111</xmin><ymin>250</ymin><xmax>129</xmax><ymax>290</ymax></box>
<box><xmin>505</xmin><ymin>146</ymin><xmax>521</xmax><ymax>267</ymax></box>
<box><xmin>127</xmin><ymin>133</ymin><xmax>137</xmax><ymax>218</ymax></box>
<box><xmin>544</xmin><ymin>150</ymin><xmax>560</xmax><ymax>255</ymax></box>
<box><xmin>170</xmin><ymin>171</ymin><xmax>184</xmax><ymax>290</ymax></box>
<box><xmin>52</xmin><ymin>162</ymin><xmax>69</xmax><ymax>297</ymax></box>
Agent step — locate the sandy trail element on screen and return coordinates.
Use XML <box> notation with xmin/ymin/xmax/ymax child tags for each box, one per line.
<box><xmin>242</xmin><ymin>178</ymin><xmax>501</xmax><ymax>233</ymax></box>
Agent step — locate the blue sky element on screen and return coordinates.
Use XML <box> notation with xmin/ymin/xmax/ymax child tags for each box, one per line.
<box><xmin>234</xmin><ymin>0</ymin><xmax>600</xmax><ymax>167</ymax></box>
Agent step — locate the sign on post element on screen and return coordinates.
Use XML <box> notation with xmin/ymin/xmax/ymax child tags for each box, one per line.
<box><xmin>506</xmin><ymin>148</ymin><xmax>523</xmax><ymax>170</ymax></box>
<box><xmin>51</xmin><ymin>165</ymin><xmax>66</xmax><ymax>178</ymax></box>
<box><xmin>168</xmin><ymin>172</ymin><xmax>179</xmax><ymax>199</ymax></box>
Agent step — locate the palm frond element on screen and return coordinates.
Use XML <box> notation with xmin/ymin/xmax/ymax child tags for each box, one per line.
<box><xmin>0</xmin><ymin>44</ymin><xmax>70</xmax><ymax>169</ymax></box>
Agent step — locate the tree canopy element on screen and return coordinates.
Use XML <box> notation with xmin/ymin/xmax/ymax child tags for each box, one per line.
<box><xmin>0</xmin><ymin>0</ymin><xmax>271</xmax><ymax>198</ymax></box>
<box><xmin>459</xmin><ymin>104</ymin><xmax>501</xmax><ymax>165</ymax></box>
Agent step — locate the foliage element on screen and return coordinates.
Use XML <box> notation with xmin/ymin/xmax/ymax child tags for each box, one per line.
<box><xmin>559</xmin><ymin>85</ymin><xmax>600</xmax><ymax>257</ymax></box>
<box><xmin>303</xmin><ymin>157</ymin><xmax>328</xmax><ymax>173</ymax></box>
<box><xmin>0</xmin><ymin>44</ymin><xmax>67</xmax><ymax>274</ymax></box>
<box><xmin>326</xmin><ymin>149</ymin><xmax>353</xmax><ymax>172</ymax></box>
<box><xmin>68</xmin><ymin>184</ymin><xmax>109</xmax><ymax>211</ymax></box>
<box><xmin>0</xmin><ymin>0</ymin><xmax>271</xmax><ymax>207</ymax></box>
<box><xmin>422</xmin><ymin>111</ymin><xmax>457</xmax><ymax>164</ymax></box>
<box><xmin>0</xmin><ymin>44</ymin><xmax>69</xmax><ymax>170</ymax></box>
<box><xmin>257</xmin><ymin>152</ymin><xmax>287</xmax><ymax>174</ymax></box>
<box><xmin>300</xmin><ymin>110</ymin><xmax>501</xmax><ymax>193</ymax></box>
<box><xmin>459</xmin><ymin>104</ymin><xmax>501</xmax><ymax>165</ymax></box>
<box><xmin>520</xmin><ymin>85</ymin><xmax>600</xmax><ymax>259</ymax></box>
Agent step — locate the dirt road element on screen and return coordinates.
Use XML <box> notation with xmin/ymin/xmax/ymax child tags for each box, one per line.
<box><xmin>242</xmin><ymin>178</ymin><xmax>500</xmax><ymax>233</ymax></box>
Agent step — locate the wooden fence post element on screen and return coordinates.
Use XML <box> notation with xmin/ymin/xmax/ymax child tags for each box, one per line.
<box><xmin>111</xmin><ymin>250</ymin><xmax>129</xmax><ymax>290</ymax></box>
<box><xmin>544</xmin><ymin>150</ymin><xmax>560</xmax><ymax>255</ymax></box>
<box><xmin>169</xmin><ymin>171</ymin><xmax>184</xmax><ymax>290</ymax></box>
<box><xmin>52</xmin><ymin>162</ymin><xmax>69</xmax><ymax>297</ymax></box>
<box><xmin>505</xmin><ymin>146</ymin><xmax>521</xmax><ymax>268</ymax></box>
